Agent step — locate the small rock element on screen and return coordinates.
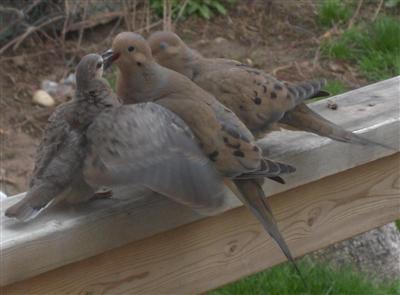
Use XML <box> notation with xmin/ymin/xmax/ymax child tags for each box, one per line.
<box><xmin>62</xmin><ymin>73</ymin><xmax>76</xmax><ymax>86</ymax></box>
<box><xmin>41</xmin><ymin>80</ymin><xmax>59</xmax><ymax>96</ymax></box>
<box><xmin>245</xmin><ymin>58</ymin><xmax>253</xmax><ymax>66</ymax></box>
<box><xmin>214</xmin><ymin>37</ymin><xmax>227</xmax><ymax>44</ymax></box>
<box><xmin>33</xmin><ymin>90</ymin><xmax>55</xmax><ymax>107</ymax></box>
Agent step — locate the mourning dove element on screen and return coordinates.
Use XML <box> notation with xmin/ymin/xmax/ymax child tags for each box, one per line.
<box><xmin>147</xmin><ymin>31</ymin><xmax>382</xmax><ymax>146</ymax></box>
<box><xmin>5</xmin><ymin>54</ymin><xmax>119</xmax><ymax>221</ymax></box>
<box><xmin>103</xmin><ymin>32</ymin><xmax>301</xmax><ymax>271</ymax></box>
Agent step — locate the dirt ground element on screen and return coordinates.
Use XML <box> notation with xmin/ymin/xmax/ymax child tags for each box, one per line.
<box><xmin>0</xmin><ymin>1</ymin><xmax>372</xmax><ymax>195</ymax></box>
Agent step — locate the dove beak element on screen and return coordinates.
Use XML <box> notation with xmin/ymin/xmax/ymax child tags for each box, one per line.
<box><xmin>101</xmin><ymin>49</ymin><xmax>120</xmax><ymax>70</ymax></box>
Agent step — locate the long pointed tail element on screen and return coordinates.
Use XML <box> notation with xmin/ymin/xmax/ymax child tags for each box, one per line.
<box><xmin>234</xmin><ymin>179</ymin><xmax>306</xmax><ymax>285</ymax></box>
<box><xmin>280</xmin><ymin>103</ymin><xmax>395</xmax><ymax>150</ymax></box>
<box><xmin>5</xmin><ymin>184</ymin><xmax>62</xmax><ymax>221</ymax></box>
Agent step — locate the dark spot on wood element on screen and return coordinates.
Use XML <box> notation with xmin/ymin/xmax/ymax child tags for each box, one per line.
<box><xmin>270</xmin><ymin>91</ymin><xmax>277</xmax><ymax>99</ymax></box>
<box><xmin>208</xmin><ymin>150</ymin><xmax>219</xmax><ymax>162</ymax></box>
<box><xmin>253</xmin><ymin>146</ymin><xmax>259</xmax><ymax>152</ymax></box>
<box><xmin>239</xmin><ymin>105</ymin><xmax>244</xmax><ymax>110</ymax></box>
<box><xmin>274</xmin><ymin>84</ymin><xmax>283</xmax><ymax>91</ymax></box>
<box><xmin>136</xmin><ymin>62</ymin><xmax>142</xmax><ymax>66</ymax></box>
<box><xmin>233</xmin><ymin>150</ymin><xmax>245</xmax><ymax>157</ymax></box>
<box><xmin>286</xmin><ymin>93</ymin><xmax>291</xmax><ymax>99</ymax></box>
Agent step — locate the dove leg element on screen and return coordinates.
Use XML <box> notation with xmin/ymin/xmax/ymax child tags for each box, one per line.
<box><xmin>63</xmin><ymin>176</ymin><xmax>96</xmax><ymax>204</ymax></box>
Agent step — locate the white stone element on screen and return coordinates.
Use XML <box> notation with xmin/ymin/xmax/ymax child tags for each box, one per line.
<box><xmin>32</xmin><ymin>90</ymin><xmax>55</xmax><ymax>107</ymax></box>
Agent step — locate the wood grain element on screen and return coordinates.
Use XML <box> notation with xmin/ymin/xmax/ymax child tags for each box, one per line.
<box><xmin>3</xmin><ymin>154</ymin><xmax>399</xmax><ymax>295</ymax></box>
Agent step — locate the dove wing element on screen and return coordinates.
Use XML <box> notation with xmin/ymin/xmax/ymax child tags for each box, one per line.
<box><xmin>84</xmin><ymin>102</ymin><xmax>231</xmax><ymax>213</ymax></box>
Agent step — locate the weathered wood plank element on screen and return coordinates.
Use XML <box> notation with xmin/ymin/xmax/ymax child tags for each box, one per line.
<box><xmin>1</xmin><ymin>77</ymin><xmax>399</xmax><ymax>287</ymax></box>
<box><xmin>3</xmin><ymin>154</ymin><xmax>399</xmax><ymax>294</ymax></box>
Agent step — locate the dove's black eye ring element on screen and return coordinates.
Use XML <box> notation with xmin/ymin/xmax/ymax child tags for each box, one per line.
<box><xmin>96</xmin><ymin>61</ymin><xmax>103</xmax><ymax>69</ymax></box>
<box><xmin>128</xmin><ymin>46</ymin><xmax>135</xmax><ymax>52</ymax></box>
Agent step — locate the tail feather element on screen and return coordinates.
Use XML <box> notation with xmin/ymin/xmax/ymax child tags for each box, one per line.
<box><xmin>5</xmin><ymin>184</ymin><xmax>59</xmax><ymax>222</ymax></box>
<box><xmin>237</xmin><ymin>159</ymin><xmax>296</xmax><ymax>180</ymax></box>
<box><xmin>288</xmin><ymin>79</ymin><xmax>327</xmax><ymax>105</ymax></box>
<box><xmin>234</xmin><ymin>179</ymin><xmax>307</xmax><ymax>285</ymax></box>
<box><xmin>281</xmin><ymin>103</ymin><xmax>395</xmax><ymax>150</ymax></box>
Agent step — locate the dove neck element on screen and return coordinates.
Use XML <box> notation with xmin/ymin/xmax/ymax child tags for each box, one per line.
<box><xmin>178</xmin><ymin>47</ymin><xmax>204</xmax><ymax>80</ymax></box>
<box><xmin>117</xmin><ymin>61</ymin><xmax>170</xmax><ymax>103</ymax></box>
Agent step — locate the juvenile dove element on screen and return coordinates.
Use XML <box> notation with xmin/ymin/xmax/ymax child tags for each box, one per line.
<box><xmin>148</xmin><ymin>31</ymin><xmax>382</xmax><ymax>146</ymax></box>
<box><xmin>5</xmin><ymin>54</ymin><xmax>119</xmax><ymax>221</ymax></box>
<box><xmin>103</xmin><ymin>32</ymin><xmax>301</xmax><ymax>272</ymax></box>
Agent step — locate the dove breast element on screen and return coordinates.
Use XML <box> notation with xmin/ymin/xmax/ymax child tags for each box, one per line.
<box><xmin>83</xmin><ymin>102</ymin><xmax>233</xmax><ymax>215</ymax></box>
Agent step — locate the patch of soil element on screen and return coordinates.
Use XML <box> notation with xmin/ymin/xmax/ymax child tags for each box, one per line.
<box><xmin>0</xmin><ymin>0</ymin><xmax>374</xmax><ymax>194</ymax></box>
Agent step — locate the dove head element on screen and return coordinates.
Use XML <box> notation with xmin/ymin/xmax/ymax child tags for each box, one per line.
<box><xmin>105</xmin><ymin>32</ymin><xmax>154</xmax><ymax>72</ymax></box>
<box><xmin>148</xmin><ymin>31</ymin><xmax>201</xmax><ymax>78</ymax></box>
<box><xmin>75</xmin><ymin>53</ymin><xmax>107</xmax><ymax>91</ymax></box>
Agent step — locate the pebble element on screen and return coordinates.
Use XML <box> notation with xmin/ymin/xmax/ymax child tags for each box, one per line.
<box><xmin>32</xmin><ymin>90</ymin><xmax>55</xmax><ymax>107</ymax></box>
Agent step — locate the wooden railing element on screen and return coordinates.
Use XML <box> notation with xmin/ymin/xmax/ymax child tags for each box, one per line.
<box><xmin>1</xmin><ymin>77</ymin><xmax>399</xmax><ymax>294</ymax></box>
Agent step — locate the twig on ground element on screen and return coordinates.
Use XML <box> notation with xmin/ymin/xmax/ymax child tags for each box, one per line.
<box><xmin>0</xmin><ymin>15</ymin><xmax>64</xmax><ymax>55</ymax></box>
<box><xmin>372</xmin><ymin>0</ymin><xmax>384</xmax><ymax>21</ymax></box>
<box><xmin>135</xmin><ymin>20</ymin><xmax>162</xmax><ymax>34</ymax></box>
<box><xmin>312</xmin><ymin>45</ymin><xmax>321</xmax><ymax>71</ymax></box>
<box><xmin>294</xmin><ymin>61</ymin><xmax>306</xmax><ymax>78</ymax></box>
<box><xmin>67</xmin><ymin>11</ymin><xmax>125</xmax><ymax>32</ymax></box>
<box><xmin>174</xmin><ymin>0</ymin><xmax>189</xmax><ymax>25</ymax></box>
<box><xmin>145</xmin><ymin>0</ymin><xmax>151</xmax><ymax>32</ymax></box>
<box><xmin>348</xmin><ymin>0</ymin><xmax>363</xmax><ymax>29</ymax></box>
<box><xmin>271</xmin><ymin>63</ymin><xmax>293</xmax><ymax>76</ymax></box>
<box><xmin>61</xmin><ymin>0</ymin><xmax>71</xmax><ymax>56</ymax></box>
<box><xmin>76</xmin><ymin>0</ymin><xmax>89</xmax><ymax>52</ymax></box>
<box><xmin>132</xmin><ymin>0</ymin><xmax>137</xmax><ymax>31</ymax></box>
<box><xmin>122</xmin><ymin>0</ymin><xmax>131</xmax><ymax>31</ymax></box>
<box><xmin>102</xmin><ymin>17</ymin><xmax>123</xmax><ymax>45</ymax></box>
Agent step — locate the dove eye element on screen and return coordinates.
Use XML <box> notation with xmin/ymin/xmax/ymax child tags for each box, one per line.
<box><xmin>96</xmin><ymin>61</ymin><xmax>103</xmax><ymax>69</ymax></box>
<box><xmin>159</xmin><ymin>42</ymin><xmax>168</xmax><ymax>50</ymax></box>
<box><xmin>128</xmin><ymin>46</ymin><xmax>135</xmax><ymax>52</ymax></box>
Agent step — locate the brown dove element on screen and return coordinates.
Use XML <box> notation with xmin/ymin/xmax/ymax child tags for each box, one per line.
<box><xmin>103</xmin><ymin>32</ymin><xmax>302</xmax><ymax>273</ymax></box>
<box><xmin>5</xmin><ymin>54</ymin><xmax>120</xmax><ymax>221</ymax></box>
<box><xmin>147</xmin><ymin>31</ymin><xmax>383</xmax><ymax>146</ymax></box>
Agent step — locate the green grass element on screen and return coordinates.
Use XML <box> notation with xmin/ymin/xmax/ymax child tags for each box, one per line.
<box><xmin>317</xmin><ymin>0</ymin><xmax>353</xmax><ymax>27</ymax></box>
<box><xmin>150</xmin><ymin>0</ymin><xmax>235</xmax><ymax>19</ymax></box>
<box><xmin>209</xmin><ymin>259</ymin><xmax>400</xmax><ymax>295</ymax></box>
<box><xmin>395</xmin><ymin>219</ymin><xmax>400</xmax><ymax>231</ymax></box>
<box><xmin>324</xmin><ymin>80</ymin><xmax>347</xmax><ymax>96</ymax></box>
<box><xmin>323</xmin><ymin>16</ymin><xmax>400</xmax><ymax>81</ymax></box>
<box><xmin>104</xmin><ymin>66</ymin><xmax>118</xmax><ymax>90</ymax></box>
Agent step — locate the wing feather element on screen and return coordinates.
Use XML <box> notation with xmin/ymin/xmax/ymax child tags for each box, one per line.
<box><xmin>84</xmin><ymin>102</ymin><xmax>231</xmax><ymax>213</ymax></box>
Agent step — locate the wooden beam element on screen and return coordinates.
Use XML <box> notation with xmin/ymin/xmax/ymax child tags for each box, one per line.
<box><xmin>1</xmin><ymin>77</ymin><xmax>399</xmax><ymax>287</ymax></box>
<box><xmin>3</xmin><ymin>154</ymin><xmax>399</xmax><ymax>294</ymax></box>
